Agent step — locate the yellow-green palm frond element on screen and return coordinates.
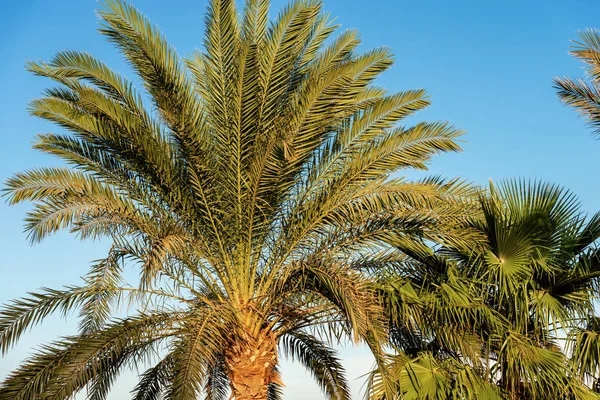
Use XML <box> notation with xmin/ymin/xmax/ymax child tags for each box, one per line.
<box><xmin>2</xmin><ymin>0</ymin><xmax>470</xmax><ymax>398</ymax></box>
<box><xmin>0</xmin><ymin>311</ymin><xmax>179</xmax><ymax>400</ymax></box>
<box><xmin>555</xmin><ymin>29</ymin><xmax>600</xmax><ymax>136</ymax></box>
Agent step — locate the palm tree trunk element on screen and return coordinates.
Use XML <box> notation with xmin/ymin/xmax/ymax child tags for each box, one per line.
<box><xmin>225</xmin><ymin>330</ymin><xmax>281</xmax><ymax>400</ymax></box>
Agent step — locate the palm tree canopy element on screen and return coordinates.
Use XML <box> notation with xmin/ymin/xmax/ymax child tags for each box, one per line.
<box><xmin>0</xmin><ymin>0</ymin><xmax>467</xmax><ymax>399</ymax></box>
<box><xmin>368</xmin><ymin>180</ymin><xmax>600</xmax><ymax>400</ymax></box>
<box><xmin>555</xmin><ymin>29</ymin><xmax>600</xmax><ymax>135</ymax></box>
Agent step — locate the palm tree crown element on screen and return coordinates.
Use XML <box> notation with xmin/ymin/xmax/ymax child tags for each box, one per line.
<box><xmin>369</xmin><ymin>180</ymin><xmax>600</xmax><ymax>400</ymax></box>
<box><xmin>0</xmin><ymin>0</ymin><xmax>466</xmax><ymax>399</ymax></box>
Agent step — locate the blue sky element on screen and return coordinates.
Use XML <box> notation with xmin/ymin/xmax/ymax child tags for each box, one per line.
<box><xmin>2</xmin><ymin>0</ymin><xmax>600</xmax><ymax>398</ymax></box>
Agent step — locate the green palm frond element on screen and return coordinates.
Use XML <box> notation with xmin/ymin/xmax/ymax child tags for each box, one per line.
<box><xmin>131</xmin><ymin>354</ymin><xmax>175</xmax><ymax>400</ymax></box>
<box><xmin>367</xmin><ymin>352</ymin><xmax>503</xmax><ymax>400</ymax></box>
<box><xmin>0</xmin><ymin>312</ymin><xmax>177</xmax><ymax>400</ymax></box>
<box><xmin>281</xmin><ymin>331</ymin><xmax>350</xmax><ymax>400</ymax></box>
<box><xmin>555</xmin><ymin>29</ymin><xmax>600</xmax><ymax>136</ymax></box>
<box><xmin>203</xmin><ymin>356</ymin><xmax>230</xmax><ymax>400</ymax></box>
<box><xmin>493</xmin><ymin>331</ymin><xmax>588</xmax><ymax>399</ymax></box>
<box><xmin>78</xmin><ymin>247</ymin><xmax>126</xmax><ymax>333</ymax></box>
<box><xmin>166</xmin><ymin>310</ymin><xmax>231</xmax><ymax>400</ymax></box>
<box><xmin>1</xmin><ymin>0</ymin><xmax>473</xmax><ymax>398</ymax></box>
<box><xmin>0</xmin><ymin>286</ymin><xmax>89</xmax><ymax>355</ymax></box>
<box><xmin>373</xmin><ymin>179</ymin><xmax>600</xmax><ymax>399</ymax></box>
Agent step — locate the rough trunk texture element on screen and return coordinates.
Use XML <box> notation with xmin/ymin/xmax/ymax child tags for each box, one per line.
<box><xmin>225</xmin><ymin>330</ymin><xmax>282</xmax><ymax>400</ymax></box>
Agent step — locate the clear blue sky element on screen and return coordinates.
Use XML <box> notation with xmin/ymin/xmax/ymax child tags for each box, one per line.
<box><xmin>1</xmin><ymin>0</ymin><xmax>600</xmax><ymax>398</ymax></box>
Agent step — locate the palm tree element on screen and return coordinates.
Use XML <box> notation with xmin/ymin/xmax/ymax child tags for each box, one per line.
<box><xmin>367</xmin><ymin>180</ymin><xmax>600</xmax><ymax>399</ymax></box>
<box><xmin>0</xmin><ymin>0</ymin><xmax>467</xmax><ymax>399</ymax></box>
<box><xmin>555</xmin><ymin>29</ymin><xmax>600</xmax><ymax>135</ymax></box>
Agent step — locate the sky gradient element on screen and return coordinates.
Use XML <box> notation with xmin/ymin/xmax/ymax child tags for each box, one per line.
<box><xmin>2</xmin><ymin>0</ymin><xmax>600</xmax><ymax>398</ymax></box>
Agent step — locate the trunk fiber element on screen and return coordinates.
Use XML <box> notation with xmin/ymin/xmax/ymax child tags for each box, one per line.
<box><xmin>225</xmin><ymin>330</ymin><xmax>281</xmax><ymax>400</ymax></box>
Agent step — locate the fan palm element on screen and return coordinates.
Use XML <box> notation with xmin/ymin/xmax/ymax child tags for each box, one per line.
<box><xmin>0</xmin><ymin>0</ymin><xmax>467</xmax><ymax>399</ymax></box>
<box><xmin>367</xmin><ymin>180</ymin><xmax>600</xmax><ymax>400</ymax></box>
<box><xmin>554</xmin><ymin>29</ymin><xmax>600</xmax><ymax>135</ymax></box>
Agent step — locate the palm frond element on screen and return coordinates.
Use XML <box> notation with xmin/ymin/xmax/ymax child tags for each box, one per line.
<box><xmin>281</xmin><ymin>331</ymin><xmax>350</xmax><ymax>400</ymax></box>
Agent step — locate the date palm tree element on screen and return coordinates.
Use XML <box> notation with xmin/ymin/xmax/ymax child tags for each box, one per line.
<box><xmin>367</xmin><ymin>180</ymin><xmax>600</xmax><ymax>399</ymax></box>
<box><xmin>0</xmin><ymin>0</ymin><xmax>467</xmax><ymax>399</ymax></box>
<box><xmin>555</xmin><ymin>29</ymin><xmax>600</xmax><ymax>135</ymax></box>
